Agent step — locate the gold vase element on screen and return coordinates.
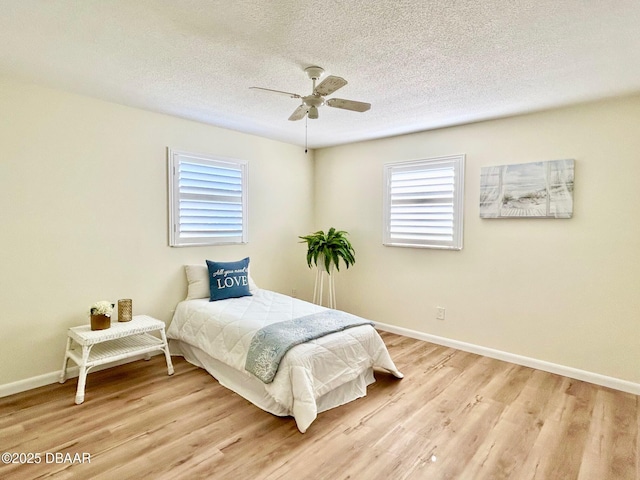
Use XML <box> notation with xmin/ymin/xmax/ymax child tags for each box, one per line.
<box><xmin>118</xmin><ymin>299</ymin><xmax>132</xmax><ymax>322</ymax></box>
<box><xmin>90</xmin><ymin>314</ymin><xmax>110</xmax><ymax>331</ymax></box>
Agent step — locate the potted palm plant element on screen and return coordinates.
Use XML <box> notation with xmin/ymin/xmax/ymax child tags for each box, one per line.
<box><xmin>299</xmin><ymin>227</ymin><xmax>356</xmax><ymax>274</ymax></box>
<box><xmin>299</xmin><ymin>228</ymin><xmax>355</xmax><ymax>308</ymax></box>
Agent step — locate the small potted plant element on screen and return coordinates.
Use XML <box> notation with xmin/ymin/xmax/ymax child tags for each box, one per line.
<box><xmin>90</xmin><ymin>301</ymin><xmax>114</xmax><ymax>331</ymax></box>
<box><xmin>299</xmin><ymin>227</ymin><xmax>356</xmax><ymax>274</ymax></box>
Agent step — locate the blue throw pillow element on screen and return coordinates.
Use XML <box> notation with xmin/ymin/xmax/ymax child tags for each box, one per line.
<box><xmin>206</xmin><ymin>257</ymin><xmax>252</xmax><ymax>301</ymax></box>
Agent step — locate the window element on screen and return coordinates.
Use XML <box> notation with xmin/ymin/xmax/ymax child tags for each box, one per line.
<box><xmin>383</xmin><ymin>154</ymin><xmax>465</xmax><ymax>250</ymax></box>
<box><xmin>168</xmin><ymin>149</ymin><xmax>248</xmax><ymax>247</ymax></box>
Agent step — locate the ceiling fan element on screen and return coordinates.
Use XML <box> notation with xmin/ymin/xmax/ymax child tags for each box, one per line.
<box><xmin>250</xmin><ymin>66</ymin><xmax>371</xmax><ymax>121</ymax></box>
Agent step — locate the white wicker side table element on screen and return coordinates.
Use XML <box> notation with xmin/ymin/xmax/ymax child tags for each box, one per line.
<box><xmin>59</xmin><ymin>315</ymin><xmax>174</xmax><ymax>404</ymax></box>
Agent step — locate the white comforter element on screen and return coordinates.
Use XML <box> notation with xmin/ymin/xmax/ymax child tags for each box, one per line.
<box><xmin>166</xmin><ymin>289</ymin><xmax>402</xmax><ymax>432</ymax></box>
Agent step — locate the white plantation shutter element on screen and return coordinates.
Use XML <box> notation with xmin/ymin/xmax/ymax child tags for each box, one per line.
<box><xmin>383</xmin><ymin>155</ymin><xmax>464</xmax><ymax>250</ymax></box>
<box><xmin>169</xmin><ymin>149</ymin><xmax>248</xmax><ymax>246</ymax></box>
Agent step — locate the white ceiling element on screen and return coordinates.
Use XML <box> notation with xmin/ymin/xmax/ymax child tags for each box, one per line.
<box><xmin>2</xmin><ymin>1</ymin><xmax>640</xmax><ymax>149</ymax></box>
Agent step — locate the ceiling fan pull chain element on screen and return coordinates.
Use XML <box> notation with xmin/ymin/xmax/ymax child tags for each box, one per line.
<box><xmin>305</xmin><ymin>116</ymin><xmax>308</xmax><ymax>154</ymax></box>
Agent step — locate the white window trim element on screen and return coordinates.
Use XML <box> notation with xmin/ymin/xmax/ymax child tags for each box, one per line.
<box><xmin>168</xmin><ymin>148</ymin><xmax>248</xmax><ymax>247</ymax></box>
<box><xmin>383</xmin><ymin>154</ymin><xmax>465</xmax><ymax>250</ymax></box>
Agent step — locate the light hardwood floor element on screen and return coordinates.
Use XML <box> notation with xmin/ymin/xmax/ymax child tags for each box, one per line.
<box><xmin>1</xmin><ymin>332</ymin><xmax>638</xmax><ymax>479</ymax></box>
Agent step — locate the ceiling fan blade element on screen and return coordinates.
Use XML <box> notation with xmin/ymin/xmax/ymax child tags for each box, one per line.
<box><xmin>314</xmin><ymin>76</ymin><xmax>347</xmax><ymax>96</ymax></box>
<box><xmin>288</xmin><ymin>104</ymin><xmax>308</xmax><ymax>121</ymax></box>
<box><xmin>326</xmin><ymin>98</ymin><xmax>371</xmax><ymax>112</ymax></box>
<box><xmin>250</xmin><ymin>87</ymin><xmax>301</xmax><ymax>99</ymax></box>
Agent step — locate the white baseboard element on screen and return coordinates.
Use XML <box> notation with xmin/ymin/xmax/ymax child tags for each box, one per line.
<box><xmin>375</xmin><ymin>322</ymin><xmax>640</xmax><ymax>396</ymax></box>
<box><xmin>4</xmin><ymin>328</ymin><xmax>639</xmax><ymax>399</ymax></box>
<box><xmin>0</xmin><ymin>352</ymin><xmax>160</xmax><ymax>399</ymax></box>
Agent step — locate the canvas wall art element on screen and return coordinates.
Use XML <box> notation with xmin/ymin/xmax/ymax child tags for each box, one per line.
<box><xmin>480</xmin><ymin>159</ymin><xmax>574</xmax><ymax>218</ymax></box>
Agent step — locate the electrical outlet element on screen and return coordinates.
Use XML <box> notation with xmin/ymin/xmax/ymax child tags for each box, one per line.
<box><xmin>436</xmin><ymin>307</ymin><xmax>445</xmax><ymax>321</ymax></box>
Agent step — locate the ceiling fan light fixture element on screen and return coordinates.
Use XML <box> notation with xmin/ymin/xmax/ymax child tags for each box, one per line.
<box><xmin>308</xmin><ymin>105</ymin><xmax>319</xmax><ymax>119</ymax></box>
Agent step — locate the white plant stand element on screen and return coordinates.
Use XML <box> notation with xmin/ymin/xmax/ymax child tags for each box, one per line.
<box><xmin>313</xmin><ymin>263</ymin><xmax>336</xmax><ymax>309</ymax></box>
<box><xmin>59</xmin><ymin>315</ymin><xmax>174</xmax><ymax>404</ymax></box>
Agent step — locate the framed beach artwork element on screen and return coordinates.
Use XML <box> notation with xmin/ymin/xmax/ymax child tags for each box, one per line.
<box><xmin>480</xmin><ymin>159</ymin><xmax>574</xmax><ymax>218</ymax></box>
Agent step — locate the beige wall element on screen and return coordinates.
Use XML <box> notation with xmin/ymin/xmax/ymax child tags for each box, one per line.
<box><xmin>315</xmin><ymin>95</ymin><xmax>640</xmax><ymax>384</ymax></box>
<box><xmin>0</xmin><ymin>79</ymin><xmax>315</xmax><ymax>385</ymax></box>
<box><xmin>2</xmin><ymin>78</ymin><xmax>638</xmax><ymax>390</ymax></box>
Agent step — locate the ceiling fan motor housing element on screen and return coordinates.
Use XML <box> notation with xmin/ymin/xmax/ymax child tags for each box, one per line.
<box><xmin>303</xmin><ymin>95</ymin><xmax>324</xmax><ymax>108</ymax></box>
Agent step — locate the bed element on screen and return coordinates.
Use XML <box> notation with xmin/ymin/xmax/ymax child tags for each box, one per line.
<box><xmin>166</xmin><ymin>263</ymin><xmax>403</xmax><ymax>433</ymax></box>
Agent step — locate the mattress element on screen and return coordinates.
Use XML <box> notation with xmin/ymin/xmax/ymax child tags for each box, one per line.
<box><xmin>166</xmin><ymin>289</ymin><xmax>402</xmax><ymax>432</ymax></box>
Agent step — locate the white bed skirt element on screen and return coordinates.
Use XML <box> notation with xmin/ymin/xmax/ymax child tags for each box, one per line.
<box><xmin>170</xmin><ymin>339</ymin><xmax>375</xmax><ymax>421</ymax></box>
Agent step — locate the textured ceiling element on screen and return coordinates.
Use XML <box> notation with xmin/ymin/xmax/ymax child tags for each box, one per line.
<box><xmin>1</xmin><ymin>1</ymin><xmax>640</xmax><ymax>148</ymax></box>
